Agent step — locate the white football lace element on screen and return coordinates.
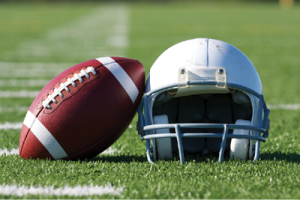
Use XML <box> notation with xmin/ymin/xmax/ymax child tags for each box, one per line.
<box><xmin>42</xmin><ymin>67</ymin><xmax>96</xmax><ymax>109</ymax></box>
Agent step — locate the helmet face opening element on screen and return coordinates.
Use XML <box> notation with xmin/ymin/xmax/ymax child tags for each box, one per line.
<box><xmin>153</xmin><ymin>92</ymin><xmax>252</xmax><ymax>154</ymax></box>
<box><xmin>137</xmin><ymin>38</ymin><xmax>270</xmax><ymax>164</ymax></box>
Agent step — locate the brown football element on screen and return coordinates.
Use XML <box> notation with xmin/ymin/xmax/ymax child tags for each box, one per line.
<box><xmin>19</xmin><ymin>57</ymin><xmax>145</xmax><ymax>160</ymax></box>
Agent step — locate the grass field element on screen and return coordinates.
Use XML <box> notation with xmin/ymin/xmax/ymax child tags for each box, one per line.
<box><xmin>1</xmin><ymin>1</ymin><xmax>300</xmax><ymax>199</ymax></box>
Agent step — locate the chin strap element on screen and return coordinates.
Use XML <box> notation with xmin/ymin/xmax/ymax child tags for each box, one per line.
<box><xmin>262</xmin><ymin>119</ymin><xmax>270</xmax><ymax>139</ymax></box>
<box><xmin>136</xmin><ymin>120</ymin><xmax>145</xmax><ymax>137</ymax></box>
<box><xmin>136</xmin><ymin>103</ymin><xmax>146</xmax><ymax>137</ymax></box>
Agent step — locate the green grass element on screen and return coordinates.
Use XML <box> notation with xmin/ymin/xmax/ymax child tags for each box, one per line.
<box><xmin>0</xmin><ymin>3</ymin><xmax>95</xmax><ymax>56</ymax></box>
<box><xmin>1</xmin><ymin>1</ymin><xmax>300</xmax><ymax>199</ymax></box>
<box><xmin>127</xmin><ymin>2</ymin><xmax>300</xmax><ymax>104</ymax></box>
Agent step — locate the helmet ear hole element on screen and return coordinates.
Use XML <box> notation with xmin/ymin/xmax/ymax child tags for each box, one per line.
<box><xmin>232</xmin><ymin>90</ymin><xmax>250</xmax><ymax>104</ymax></box>
<box><xmin>231</xmin><ymin>91</ymin><xmax>252</xmax><ymax>121</ymax></box>
<box><xmin>230</xmin><ymin>119</ymin><xmax>251</xmax><ymax>160</ymax></box>
<box><xmin>156</xmin><ymin>92</ymin><xmax>171</xmax><ymax>103</ymax></box>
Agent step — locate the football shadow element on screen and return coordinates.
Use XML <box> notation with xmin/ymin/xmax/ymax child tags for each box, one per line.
<box><xmin>81</xmin><ymin>155</ymin><xmax>147</xmax><ymax>163</ymax></box>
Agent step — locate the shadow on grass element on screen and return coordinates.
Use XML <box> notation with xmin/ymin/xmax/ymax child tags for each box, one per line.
<box><xmin>83</xmin><ymin>153</ymin><xmax>223</xmax><ymax>164</ymax></box>
<box><xmin>75</xmin><ymin>152</ymin><xmax>300</xmax><ymax>164</ymax></box>
<box><xmin>260</xmin><ymin>152</ymin><xmax>300</xmax><ymax>163</ymax></box>
<box><xmin>82</xmin><ymin>152</ymin><xmax>222</xmax><ymax>164</ymax></box>
<box><xmin>81</xmin><ymin>155</ymin><xmax>148</xmax><ymax>163</ymax></box>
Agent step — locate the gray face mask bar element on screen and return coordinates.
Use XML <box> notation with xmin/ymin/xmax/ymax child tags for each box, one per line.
<box><xmin>137</xmin><ymin>81</ymin><xmax>270</xmax><ymax>164</ymax></box>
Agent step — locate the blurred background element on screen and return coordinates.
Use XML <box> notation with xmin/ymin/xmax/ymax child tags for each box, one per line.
<box><xmin>0</xmin><ymin>0</ymin><xmax>299</xmax><ymax>106</ymax></box>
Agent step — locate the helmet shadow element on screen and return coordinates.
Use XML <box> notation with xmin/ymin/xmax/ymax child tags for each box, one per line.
<box><xmin>260</xmin><ymin>152</ymin><xmax>300</xmax><ymax>163</ymax></box>
<box><xmin>76</xmin><ymin>152</ymin><xmax>300</xmax><ymax>164</ymax></box>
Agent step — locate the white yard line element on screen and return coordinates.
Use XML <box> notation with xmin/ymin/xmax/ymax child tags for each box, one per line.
<box><xmin>0</xmin><ymin>183</ymin><xmax>123</xmax><ymax>197</ymax></box>
<box><xmin>267</xmin><ymin>104</ymin><xmax>300</xmax><ymax>110</ymax></box>
<box><xmin>0</xmin><ymin>62</ymin><xmax>73</xmax><ymax>70</ymax></box>
<box><xmin>0</xmin><ymin>4</ymin><xmax>129</xmax><ymax>100</ymax></box>
<box><xmin>0</xmin><ymin>148</ymin><xmax>19</xmax><ymax>156</ymax></box>
<box><xmin>101</xmin><ymin>147</ymin><xmax>118</xmax><ymax>155</ymax></box>
<box><xmin>0</xmin><ymin>91</ymin><xmax>39</xmax><ymax>98</ymax></box>
<box><xmin>0</xmin><ymin>79</ymin><xmax>49</xmax><ymax>87</ymax></box>
<box><xmin>0</xmin><ymin>122</ymin><xmax>23</xmax><ymax>130</ymax></box>
<box><xmin>0</xmin><ymin>106</ymin><xmax>28</xmax><ymax>112</ymax></box>
<box><xmin>0</xmin><ymin>69</ymin><xmax>65</xmax><ymax>78</ymax></box>
<box><xmin>1</xmin><ymin>4</ymin><xmax>129</xmax><ymax>63</ymax></box>
<box><xmin>0</xmin><ymin>62</ymin><xmax>70</xmax><ymax>78</ymax></box>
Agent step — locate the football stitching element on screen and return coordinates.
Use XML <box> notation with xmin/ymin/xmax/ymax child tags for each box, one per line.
<box><xmin>38</xmin><ymin>59</ymin><xmax>140</xmax><ymax>110</ymax></box>
<box><xmin>43</xmin><ymin>68</ymin><xmax>101</xmax><ymax>115</ymax></box>
<box><xmin>64</xmin><ymin>61</ymin><xmax>144</xmax><ymax>159</ymax></box>
<box><xmin>40</xmin><ymin>59</ymin><xmax>141</xmax><ymax>112</ymax></box>
<box><xmin>42</xmin><ymin>67</ymin><xmax>97</xmax><ymax>110</ymax></box>
<box><xmin>22</xmin><ymin>59</ymin><xmax>142</xmax><ymax>159</ymax></box>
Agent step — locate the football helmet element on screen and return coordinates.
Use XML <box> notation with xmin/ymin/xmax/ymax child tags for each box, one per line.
<box><xmin>137</xmin><ymin>38</ymin><xmax>270</xmax><ymax>164</ymax></box>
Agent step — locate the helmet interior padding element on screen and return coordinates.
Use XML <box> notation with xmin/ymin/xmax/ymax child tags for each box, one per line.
<box><xmin>153</xmin><ymin>92</ymin><xmax>252</xmax><ymax>155</ymax></box>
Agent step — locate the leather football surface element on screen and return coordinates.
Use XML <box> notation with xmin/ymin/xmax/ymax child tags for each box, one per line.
<box><xmin>19</xmin><ymin>57</ymin><xmax>145</xmax><ymax>160</ymax></box>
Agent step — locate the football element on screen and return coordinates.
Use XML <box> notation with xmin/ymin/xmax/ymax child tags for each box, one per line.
<box><xmin>19</xmin><ymin>57</ymin><xmax>145</xmax><ymax>160</ymax></box>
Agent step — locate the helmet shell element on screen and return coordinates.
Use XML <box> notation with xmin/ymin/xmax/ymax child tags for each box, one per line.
<box><xmin>146</xmin><ymin>38</ymin><xmax>263</xmax><ymax>95</ymax></box>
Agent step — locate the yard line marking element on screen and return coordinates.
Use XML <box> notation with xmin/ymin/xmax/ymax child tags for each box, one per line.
<box><xmin>101</xmin><ymin>147</ymin><xmax>118</xmax><ymax>155</ymax></box>
<box><xmin>0</xmin><ymin>183</ymin><xmax>123</xmax><ymax>197</ymax></box>
<box><xmin>0</xmin><ymin>147</ymin><xmax>117</xmax><ymax>157</ymax></box>
<box><xmin>0</xmin><ymin>69</ymin><xmax>64</xmax><ymax>78</ymax></box>
<box><xmin>1</xmin><ymin>4</ymin><xmax>129</xmax><ymax>62</ymax></box>
<box><xmin>0</xmin><ymin>106</ymin><xmax>28</xmax><ymax>112</ymax></box>
<box><xmin>0</xmin><ymin>122</ymin><xmax>23</xmax><ymax>130</ymax></box>
<box><xmin>107</xmin><ymin>5</ymin><xmax>128</xmax><ymax>49</ymax></box>
<box><xmin>0</xmin><ymin>148</ymin><xmax>19</xmax><ymax>156</ymax></box>
<box><xmin>0</xmin><ymin>62</ymin><xmax>73</xmax><ymax>69</ymax></box>
<box><xmin>0</xmin><ymin>79</ymin><xmax>49</xmax><ymax>87</ymax></box>
<box><xmin>0</xmin><ymin>62</ymin><xmax>70</xmax><ymax>78</ymax></box>
<box><xmin>268</xmin><ymin>104</ymin><xmax>300</xmax><ymax>110</ymax></box>
<box><xmin>0</xmin><ymin>91</ymin><xmax>39</xmax><ymax>98</ymax></box>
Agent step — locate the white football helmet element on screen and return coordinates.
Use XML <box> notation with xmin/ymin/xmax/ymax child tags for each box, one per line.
<box><xmin>137</xmin><ymin>38</ymin><xmax>270</xmax><ymax>164</ymax></box>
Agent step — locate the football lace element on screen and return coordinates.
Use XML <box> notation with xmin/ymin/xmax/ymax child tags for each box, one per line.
<box><xmin>42</xmin><ymin>66</ymin><xmax>97</xmax><ymax>109</ymax></box>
